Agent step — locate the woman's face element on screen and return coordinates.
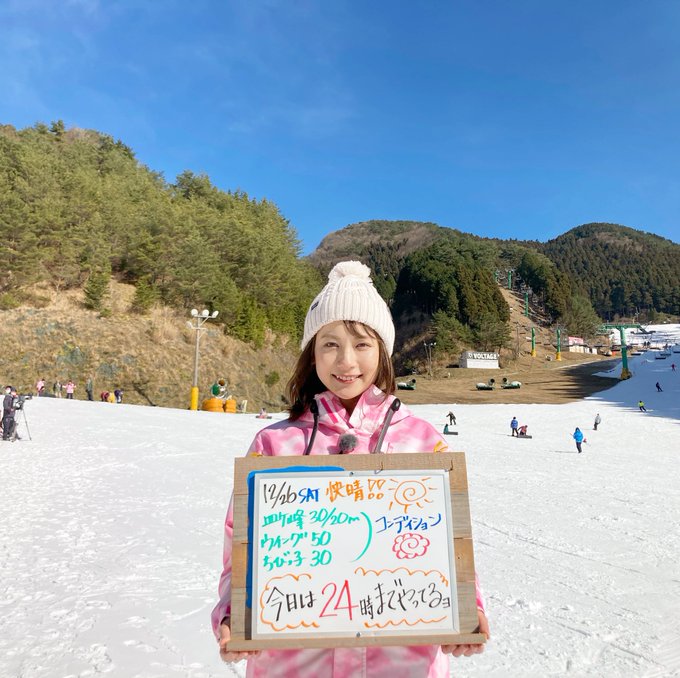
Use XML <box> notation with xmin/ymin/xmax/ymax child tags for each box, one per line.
<box><xmin>313</xmin><ymin>321</ymin><xmax>380</xmax><ymax>412</ymax></box>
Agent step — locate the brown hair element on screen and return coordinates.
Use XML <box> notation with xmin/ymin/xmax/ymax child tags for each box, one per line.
<box><xmin>286</xmin><ymin>321</ymin><xmax>396</xmax><ymax>420</ymax></box>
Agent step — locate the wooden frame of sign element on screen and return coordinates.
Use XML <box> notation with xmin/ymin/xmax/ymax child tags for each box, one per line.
<box><xmin>227</xmin><ymin>452</ymin><xmax>485</xmax><ymax>651</ymax></box>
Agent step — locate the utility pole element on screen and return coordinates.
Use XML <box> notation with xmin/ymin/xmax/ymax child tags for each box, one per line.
<box><xmin>423</xmin><ymin>341</ymin><xmax>436</xmax><ymax>378</ymax></box>
<box><xmin>187</xmin><ymin>308</ymin><xmax>219</xmax><ymax>410</ymax></box>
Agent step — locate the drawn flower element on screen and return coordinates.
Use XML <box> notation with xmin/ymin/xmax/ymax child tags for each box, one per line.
<box><xmin>392</xmin><ymin>532</ymin><xmax>430</xmax><ymax>559</ymax></box>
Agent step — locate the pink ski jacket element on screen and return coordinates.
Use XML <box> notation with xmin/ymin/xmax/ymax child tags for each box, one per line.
<box><xmin>212</xmin><ymin>386</ymin><xmax>484</xmax><ymax>678</ymax></box>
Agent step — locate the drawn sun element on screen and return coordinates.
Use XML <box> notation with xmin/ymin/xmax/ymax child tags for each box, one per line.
<box><xmin>387</xmin><ymin>477</ymin><xmax>436</xmax><ymax>513</ymax></box>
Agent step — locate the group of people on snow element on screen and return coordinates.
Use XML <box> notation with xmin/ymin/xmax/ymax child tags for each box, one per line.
<box><xmin>100</xmin><ymin>388</ymin><xmax>124</xmax><ymax>404</ymax></box>
<box><xmin>510</xmin><ymin>416</ymin><xmax>529</xmax><ymax>437</ymax></box>
<box><xmin>35</xmin><ymin>376</ymin><xmax>123</xmax><ymax>403</ymax></box>
<box><xmin>36</xmin><ymin>378</ymin><xmax>76</xmax><ymax>399</ymax></box>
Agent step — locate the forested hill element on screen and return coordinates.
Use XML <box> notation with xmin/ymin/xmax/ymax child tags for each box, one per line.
<box><xmin>2</xmin><ymin>122</ymin><xmax>679</xmax><ymax>371</ymax></box>
<box><xmin>540</xmin><ymin>223</ymin><xmax>680</xmax><ymax>320</ymax></box>
<box><xmin>308</xmin><ymin>221</ymin><xmax>564</xmax><ymax>361</ymax></box>
<box><xmin>310</xmin><ymin>219</ymin><xmax>680</xmax><ymax>327</ymax></box>
<box><xmin>0</xmin><ymin>122</ymin><xmax>320</xmax><ymax>345</ymax></box>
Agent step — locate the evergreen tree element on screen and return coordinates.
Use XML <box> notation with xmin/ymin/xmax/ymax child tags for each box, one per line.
<box><xmin>561</xmin><ymin>294</ymin><xmax>602</xmax><ymax>339</ymax></box>
<box><xmin>130</xmin><ymin>277</ymin><xmax>158</xmax><ymax>313</ymax></box>
<box><xmin>84</xmin><ymin>269</ymin><xmax>110</xmax><ymax>311</ymax></box>
<box><xmin>473</xmin><ymin>312</ymin><xmax>512</xmax><ymax>352</ymax></box>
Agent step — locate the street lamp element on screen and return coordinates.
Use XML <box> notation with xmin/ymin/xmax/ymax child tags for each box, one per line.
<box><xmin>423</xmin><ymin>341</ymin><xmax>436</xmax><ymax>378</ymax></box>
<box><xmin>187</xmin><ymin>308</ymin><xmax>219</xmax><ymax>410</ymax></box>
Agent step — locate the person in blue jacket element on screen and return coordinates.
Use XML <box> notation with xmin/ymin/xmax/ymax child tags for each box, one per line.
<box><xmin>573</xmin><ymin>427</ymin><xmax>585</xmax><ymax>453</ymax></box>
<box><xmin>510</xmin><ymin>416</ymin><xmax>519</xmax><ymax>437</ymax></box>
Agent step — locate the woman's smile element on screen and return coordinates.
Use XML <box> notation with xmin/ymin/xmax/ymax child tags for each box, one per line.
<box><xmin>314</xmin><ymin>321</ymin><xmax>380</xmax><ymax>412</ymax></box>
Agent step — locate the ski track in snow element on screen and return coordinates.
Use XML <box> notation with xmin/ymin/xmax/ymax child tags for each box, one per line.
<box><xmin>1</xmin><ymin>344</ymin><xmax>679</xmax><ymax>677</ymax></box>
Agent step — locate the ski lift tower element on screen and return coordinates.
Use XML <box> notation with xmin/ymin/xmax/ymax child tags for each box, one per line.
<box><xmin>598</xmin><ymin>323</ymin><xmax>645</xmax><ymax>379</ymax></box>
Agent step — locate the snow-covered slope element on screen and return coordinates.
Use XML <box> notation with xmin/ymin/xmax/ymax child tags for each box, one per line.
<box><xmin>614</xmin><ymin>322</ymin><xmax>680</xmax><ymax>348</ymax></box>
<box><xmin>1</xmin><ymin>349</ymin><xmax>679</xmax><ymax>677</ymax></box>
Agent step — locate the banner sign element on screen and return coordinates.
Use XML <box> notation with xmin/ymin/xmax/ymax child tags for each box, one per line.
<box><xmin>461</xmin><ymin>351</ymin><xmax>498</xmax><ymax>361</ymax></box>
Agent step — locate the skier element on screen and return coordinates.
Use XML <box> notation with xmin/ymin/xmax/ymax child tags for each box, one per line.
<box><xmin>638</xmin><ymin>400</ymin><xmax>647</xmax><ymax>412</ymax></box>
<box><xmin>655</xmin><ymin>382</ymin><xmax>662</xmax><ymax>392</ymax></box>
<box><xmin>573</xmin><ymin>427</ymin><xmax>585</xmax><ymax>453</ymax></box>
<box><xmin>594</xmin><ymin>413</ymin><xmax>601</xmax><ymax>430</ymax></box>
<box><xmin>510</xmin><ymin>416</ymin><xmax>519</xmax><ymax>437</ymax></box>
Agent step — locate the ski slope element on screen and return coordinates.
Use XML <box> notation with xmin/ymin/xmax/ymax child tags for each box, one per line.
<box><xmin>1</xmin><ymin>348</ymin><xmax>679</xmax><ymax>677</ymax></box>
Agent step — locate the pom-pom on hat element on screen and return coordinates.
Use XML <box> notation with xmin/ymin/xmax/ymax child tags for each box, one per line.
<box><xmin>301</xmin><ymin>261</ymin><xmax>395</xmax><ymax>355</ymax></box>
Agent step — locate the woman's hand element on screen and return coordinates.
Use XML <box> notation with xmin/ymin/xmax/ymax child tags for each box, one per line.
<box><xmin>218</xmin><ymin>620</ymin><xmax>261</xmax><ymax>664</ymax></box>
<box><xmin>441</xmin><ymin>609</ymin><xmax>490</xmax><ymax>658</ymax></box>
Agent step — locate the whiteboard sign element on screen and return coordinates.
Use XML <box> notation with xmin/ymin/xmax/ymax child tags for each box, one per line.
<box><xmin>249</xmin><ymin>469</ymin><xmax>458</xmax><ymax>639</ymax></box>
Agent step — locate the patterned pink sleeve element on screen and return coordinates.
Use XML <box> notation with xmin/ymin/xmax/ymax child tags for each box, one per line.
<box><xmin>210</xmin><ymin>496</ymin><xmax>234</xmax><ymax>639</ymax></box>
<box><xmin>475</xmin><ymin>573</ymin><xmax>486</xmax><ymax>613</ymax></box>
<box><xmin>211</xmin><ymin>434</ymin><xmax>269</xmax><ymax>640</ymax></box>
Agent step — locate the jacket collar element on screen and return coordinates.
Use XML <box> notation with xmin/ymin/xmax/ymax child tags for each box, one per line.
<box><xmin>300</xmin><ymin>385</ymin><xmax>408</xmax><ymax>435</ymax></box>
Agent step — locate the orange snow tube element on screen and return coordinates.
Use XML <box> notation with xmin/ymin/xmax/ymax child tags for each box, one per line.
<box><xmin>202</xmin><ymin>397</ymin><xmax>224</xmax><ymax>412</ymax></box>
<box><xmin>224</xmin><ymin>398</ymin><xmax>237</xmax><ymax>413</ymax></box>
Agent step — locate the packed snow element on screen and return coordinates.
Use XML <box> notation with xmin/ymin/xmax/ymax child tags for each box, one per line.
<box><xmin>1</xmin><ymin>347</ymin><xmax>679</xmax><ymax>678</ymax></box>
<box><xmin>614</xmin><ymin>323</ymin><xmax>680</xmax><ymax>349</ymax></box>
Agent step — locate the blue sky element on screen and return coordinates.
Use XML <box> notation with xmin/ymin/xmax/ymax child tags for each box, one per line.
<box><xmin>2</xmin><ymin>0</ymin><xmax>679</xmax><ymax>253</ymax></box>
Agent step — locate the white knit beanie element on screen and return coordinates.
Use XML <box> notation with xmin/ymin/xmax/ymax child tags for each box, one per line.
<box><xmin>301</xmin><ymin>261</ymin><xmax>395</xmax><ymax>355</ymax></box>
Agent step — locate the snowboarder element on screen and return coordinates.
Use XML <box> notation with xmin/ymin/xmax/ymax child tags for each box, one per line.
<box><xmin>638</xmin><ymin>400</ymin><xmax>647</xmax><ymax>412</ymax></box>
<box><xmin>594</xmin><ymin>413</ymin><xmax>601</xmax><ymax>430</ymax></box>
<box><xmin>518</xmin><ymin>424</ymin><xmax>528</xmax><ymax>437</ymax></box>
<box><xmin>672</xmin><ymin>363</ymin><xmax>676</xmax><ymax>372</ymax></box>
<box><xmin>655</xmin><ymin>382</ymin><xmax>662</xmax><ymax>392</ymax></box>
<box><xmin>573</xmin><ymin>427</ymin><xmax>585</xmax><ymax>453</ymax></box>
<box><xmin>447</xmin><ymin>411</ymin><xmax>456</xmax><ymax>426</ymax></box>
<box><xmin>510</xmin><ymin>416</ymin><xmax>519</xmax><ymax>437</ymax></box>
